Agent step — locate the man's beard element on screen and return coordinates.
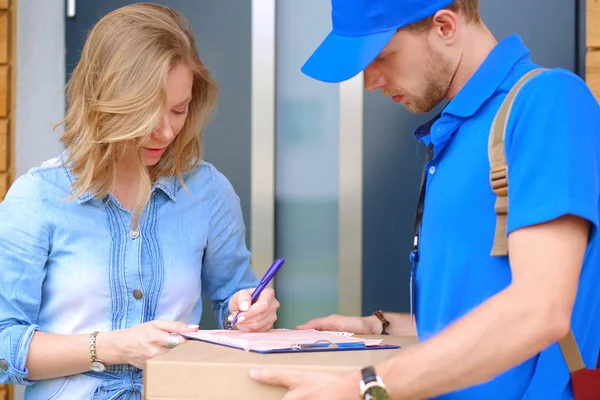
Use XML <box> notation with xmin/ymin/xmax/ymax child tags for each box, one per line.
<box><xmin>383</xmin><ymin>48</ymin><xmax>453</xmax><ymax>114</ymax></box>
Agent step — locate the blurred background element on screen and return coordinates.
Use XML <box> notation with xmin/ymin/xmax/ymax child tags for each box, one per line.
<box><xmin>0</xmin><ymin>0</ymin><xmax>595</xmax><ymax>398</ymax></box>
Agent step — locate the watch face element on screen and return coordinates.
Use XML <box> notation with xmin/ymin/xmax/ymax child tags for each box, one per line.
<box><xmin>365</xmin><ymin>386</ymin><xmax>389</xmax><ymax>400</ymax></box>
<box><xmin>90</xmin><ymin>360</ymin><xmax>107</xmax><ymax>372</ymax></box>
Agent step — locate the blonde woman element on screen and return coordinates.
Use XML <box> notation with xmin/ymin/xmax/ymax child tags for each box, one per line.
<box><xmin>0</xmin><ymin>3</ymin><xmax>279</xmax><ymax>399</ymax></box>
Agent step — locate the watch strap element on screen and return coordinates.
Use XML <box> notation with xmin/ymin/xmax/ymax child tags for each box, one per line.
<box><xmin>373</xmin><ymin>310</ymin><xmax>390</xmax><ymax>335</ymax></box>
<box><xmin>361</xmin><ymin>366</ymin><xmax>378</xmax><ymax>384</ymax></box>
<box><xmin>89</xmin><ymin>331</ymin><xmax>107</xmax><ymax>371</ymax></box>
<box><xmin>90</xmin><ymin>331</ymin><xmax>100</xmax><ymax>362</ymax></box>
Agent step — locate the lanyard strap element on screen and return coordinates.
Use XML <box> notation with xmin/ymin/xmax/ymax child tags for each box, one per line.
<box><xmin>411</xmin><ymin>143</ymin><xmax>435</xmax><ymax>263</ymax></box>
<box><xmin>409</xmin><ymin>143</ymin><xmax>434</xmax><ymax>323</ymax></box>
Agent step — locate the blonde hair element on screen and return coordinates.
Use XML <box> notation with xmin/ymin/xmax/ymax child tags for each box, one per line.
<box><xmin>59</xmin><ymin>3</ymin><xmax>218</xmax><ymax>225</ymax></box>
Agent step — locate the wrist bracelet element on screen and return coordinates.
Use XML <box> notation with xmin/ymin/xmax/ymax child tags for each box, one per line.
<box><xmin>224</xmin><ymin>310</ymin><xmax>233</xmax><ymax>330</ymax></box>
<box><xmin>373</xmin><ymin>310</ymin><xmax>390</xmax><ymax>335</ymax></box>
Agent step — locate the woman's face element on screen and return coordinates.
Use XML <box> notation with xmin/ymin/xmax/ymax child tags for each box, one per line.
<box><xmin>140</xmin><ymin>62</ymin><xmax>193</xmax><ymax>166</ymax></box>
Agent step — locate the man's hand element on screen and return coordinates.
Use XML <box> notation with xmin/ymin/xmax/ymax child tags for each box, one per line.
<box><xmin>296</xmin><ymin>314</ymin><xmax>380</xmax><ymax>335</ymax></box>
<box><xmin>228</xmin><ymin>288</ymin><xmax>280</xmax><ymax>332</ymax></box>
<box><xmin>250</xmin><ymin>367</ymin><xmax>356</xmax><ymax>400</ymax></box>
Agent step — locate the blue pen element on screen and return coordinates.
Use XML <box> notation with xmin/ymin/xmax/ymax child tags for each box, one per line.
<box><xmin>230</xmin><ymin>258</ymin><xmax>285</xmax><ymax>326</ymax></box>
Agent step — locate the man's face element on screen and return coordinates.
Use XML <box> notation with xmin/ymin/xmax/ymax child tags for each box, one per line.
<box><xmin>364</xmin><ymin>28</ymin><xmax>455</xmax><ymax>114</ymax></box>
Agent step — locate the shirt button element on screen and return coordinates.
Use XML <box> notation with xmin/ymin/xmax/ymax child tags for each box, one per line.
<box><xmin>129</xmin><ymin>230</ymin><xmax>140</xmax><ymax>240</ymax></box>
<box><xmin>0</xmin><ymin>359</ymin><xmax>8</xmax><ymax>371</ymax></box>
<box><xmin>429</xmin><ymin>166</ymin><xmax>436</xmax><ymax>174</ymax></box>
<box><xmin>133</xmin><ymin>289</ymin><xmax>144</xmax><ymax>300</ymax></box>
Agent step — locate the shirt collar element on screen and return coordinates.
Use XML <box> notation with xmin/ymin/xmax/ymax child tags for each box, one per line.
<box><xmin>60</xmin><ymin>151</ymin><xmax>180</xmax><ymax>204</ymax></box>
<box><xmin>412</xmin><ymin>34</ymin><xmax>532</xmax><ymax>149</ymax></box>
<box><xmin>153</xmin><ymin>176</ymin><xmax>179</xmax><ymax>202</ymax></box>
<box><xmin>442</xmin><ymin>34</ymin><xmax>531</xmax><ymax>118</ymax></box>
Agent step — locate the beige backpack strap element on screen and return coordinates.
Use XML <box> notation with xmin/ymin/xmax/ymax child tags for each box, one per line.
<box><xmin>488</xmin><ymin>68</ymin><xmax>545</xmax><ymax>257</ymax></box>
<box><xmin>559</xmin><ymin>330</ymin><xmax>586</xmax><ymax>373</ymax></box>
<box><xmin>488</xmin><ymin>68</ymin><xmax>586</xmax><ymax>374</ymax></box>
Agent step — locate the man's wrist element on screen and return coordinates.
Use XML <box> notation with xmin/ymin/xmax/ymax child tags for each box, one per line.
<box><xmin>366</xmin><ymin>315</ymin><xmax>383</xmax><ymax>335</ymax></box>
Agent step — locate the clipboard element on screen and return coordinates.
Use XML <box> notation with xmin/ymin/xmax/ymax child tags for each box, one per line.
<box><xmin>181</xmin><ymin>330</ymin><xmax>401</xmax><ymax>354</ymax></box>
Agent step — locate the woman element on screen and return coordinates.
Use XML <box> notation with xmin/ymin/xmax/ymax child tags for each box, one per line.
<box><xmin>0</xmin><ymin>3</ymin><xmax>279</xmax><ymax>399</ymax></box>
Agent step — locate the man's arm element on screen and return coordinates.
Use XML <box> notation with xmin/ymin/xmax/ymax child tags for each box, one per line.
<box><xmin>333</xmin><ymin>214</ymin><xmax>588</xmax><ymax>399</ymax></box>
<box><xmin>296</xmin><ymin>312</ymin><xmax>417</xmax><ymax>337</ymax></box>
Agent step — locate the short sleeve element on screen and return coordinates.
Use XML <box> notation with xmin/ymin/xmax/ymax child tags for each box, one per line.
<box><xmin>505</xmin><ymin>69</ymin><xmax>600</xmax><ymax>235</ymax></box>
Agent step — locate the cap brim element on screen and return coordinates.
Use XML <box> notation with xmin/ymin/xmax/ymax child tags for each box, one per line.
<box><xmin>301</xmin><ymin>29</ymin><xmax>397</xmax><ymax>83</ymax></box>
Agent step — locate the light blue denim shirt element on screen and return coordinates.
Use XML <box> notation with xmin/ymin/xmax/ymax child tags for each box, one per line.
<box><xmin>0</xmin><ymin>153</ymin><xmax>259</xmax><ymax>399</ymax></box>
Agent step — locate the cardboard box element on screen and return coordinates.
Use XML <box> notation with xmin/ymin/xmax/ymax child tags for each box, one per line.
<box><xmin>144</xmin><ymin>334</ymin><xmax>417</xmax><ymax>399</ymax></box>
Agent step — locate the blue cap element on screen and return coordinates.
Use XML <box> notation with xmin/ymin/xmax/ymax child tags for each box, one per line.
<box><xmin>301</xmin><ymin>0</ymin><xmax>455</xmax><ymax>83</ymax></box>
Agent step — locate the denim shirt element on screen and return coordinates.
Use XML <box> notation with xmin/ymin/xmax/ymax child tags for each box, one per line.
<box><xmin>0</xmin><ymin>154</ymin><xmax>259</xmax><ymax>399</ymax></box>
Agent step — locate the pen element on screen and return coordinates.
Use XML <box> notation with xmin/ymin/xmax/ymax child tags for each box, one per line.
<box><xmin>230</xmin><ymin>258</ymin><xmax>285</xmax><ymax>326</ymax></box>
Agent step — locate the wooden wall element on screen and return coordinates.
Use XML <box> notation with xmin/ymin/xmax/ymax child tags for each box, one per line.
<box><xmin>588</xmin><ymin>0</ymin><xmax>600</xmax><ymax>100</ymax></box>
<box><xmin>0</xmin><ymin>384</ymin><xmax>11</xmax><ymax>400</ymax></box>
<box><xmin>0</xmin><ymin>0</ymin><xmax>15</xmax><ymax>398</ymax></box>
<box><xmin>0</xmin><ymin>0</ymin><xmax>13</xmax><ymax>203</ymax></box>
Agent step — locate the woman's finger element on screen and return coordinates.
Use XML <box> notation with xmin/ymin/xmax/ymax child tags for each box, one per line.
<box><xmin>237</xmin><ymin>309</ymin><xmax>278</xmax><ymax>332</ymax></box>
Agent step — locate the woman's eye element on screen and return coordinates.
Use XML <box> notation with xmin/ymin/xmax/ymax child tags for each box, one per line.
<box><xmin>172</xmin><ymin>109</ymin><xmax>187</xmax><ymax>115</ymax></box>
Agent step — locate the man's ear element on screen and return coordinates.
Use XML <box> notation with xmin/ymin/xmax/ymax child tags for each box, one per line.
<box><xmin>430</xmin><ymin>9</ymin><xmax>459</xmax><ymax>45</ymax></box>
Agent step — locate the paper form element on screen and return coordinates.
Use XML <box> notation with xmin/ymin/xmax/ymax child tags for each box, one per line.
<box><xmin>182</xmin><ymin>329</ymin><xmax>384</xmax><ymax>352</ymax></box>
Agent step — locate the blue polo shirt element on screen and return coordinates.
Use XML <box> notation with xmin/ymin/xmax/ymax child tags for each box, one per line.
<box><xmin>414</xmin><ymin>34</ymin><xmax>600</xmax><ymax>399</ymax></box>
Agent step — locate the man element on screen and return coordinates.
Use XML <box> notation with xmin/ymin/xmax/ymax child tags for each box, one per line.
<box><xmin>250</xmin><ymin>0</ymin><xmax>600</xmax><ymax>399</ymax></box>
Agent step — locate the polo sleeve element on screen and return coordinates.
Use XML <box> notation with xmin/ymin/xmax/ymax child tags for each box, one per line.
<box><xmin>505</xmin><ymin>69</ymin><xmax>600</xmax><ymax>235</ymax></box>
<box><xmin>0</xmin><ymin>174</ymin><xmax>49</xmax><ymax>385</ymax></box>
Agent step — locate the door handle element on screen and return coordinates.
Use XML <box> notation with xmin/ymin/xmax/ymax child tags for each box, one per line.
<box><xmin>67</xmin><ymin>0</ymin><xmax>76</xmax><ymax>18</ymax></box>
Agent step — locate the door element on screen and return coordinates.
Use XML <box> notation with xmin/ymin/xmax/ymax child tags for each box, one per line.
<box><xmin>66</xmin><ymin>0</ymin><xmax>253</xmax><ymax>328</ymax></box>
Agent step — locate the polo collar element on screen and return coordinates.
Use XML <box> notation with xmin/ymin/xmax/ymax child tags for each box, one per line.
<box><xmin>442</xmin><ymin>34</ymin><xmax>532</xmax><ymax>119</ymax></box>
<box><xmin>412</xmin><ymin>34</ymin><xmax>532</xmax><ymax>151</ymax></box>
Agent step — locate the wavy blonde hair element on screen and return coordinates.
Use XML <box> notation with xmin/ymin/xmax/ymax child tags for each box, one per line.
<box><xmin>59</xmin><ymin>3</ymin><xmax>218</xmax><ymax>225</ymax></box>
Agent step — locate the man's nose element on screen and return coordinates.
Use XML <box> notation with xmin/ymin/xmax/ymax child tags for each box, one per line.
<box><xmin>364</xmin><ymin>65</ymin><xmax>387</xmax><ymax>92</ymax></box>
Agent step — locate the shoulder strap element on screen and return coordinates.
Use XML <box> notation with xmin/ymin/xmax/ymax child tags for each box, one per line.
<box><xmin>488</xmin><ymin>68</ymin><xmax>544</xmax><ymax>257</ymax></box>
<box><xmin>488</xmin><ymin>68</ymin><xmax>586</xmax><ymax>374</ymax></box>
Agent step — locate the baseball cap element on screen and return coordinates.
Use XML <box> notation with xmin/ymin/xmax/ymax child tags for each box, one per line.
<box><xmin>301</xmin><ymin>0</ymin><xmax>455</xmax><ymax>83</ymax></box>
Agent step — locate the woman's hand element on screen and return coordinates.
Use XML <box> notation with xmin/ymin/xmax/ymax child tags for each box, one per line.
<box><xmin>227</xmin><ymin>288</ymin><xmax>280</xmax><ymax>332</ymax></box>
<box><xmin>103</xmin><ymin>319</ymin><xmax>199</xmax><ymax>369</ymax></box>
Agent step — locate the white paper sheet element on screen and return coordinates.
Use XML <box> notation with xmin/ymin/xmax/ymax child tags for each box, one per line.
<box><xmin>182</xmin><ymin>328</ymin><xmax>384</xmax><ymax>352</ymax></box>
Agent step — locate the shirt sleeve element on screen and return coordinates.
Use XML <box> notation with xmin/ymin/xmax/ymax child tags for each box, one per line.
<box><xmin>0</xmin><ymin>174</ymin><xmax>49</xmax><ymax>385</ymax></box>
<box><xmin>201</xmin><ymin>165</ymin><xmax>259</xmax><ymax>328</ymax></box>
<box><xmin>505</xmin><ymin>69</ymin><xmax>600</xmax><ymax>235</ymax></box>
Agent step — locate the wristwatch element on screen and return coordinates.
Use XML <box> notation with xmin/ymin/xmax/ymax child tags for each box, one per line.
<box><xmin>224</xmin><ymin>310</ymin><xmax>234</xmax><ymax>330</ymax></box>
<box><xmin>359</xmin><ymin>366</ymin><xmax>389</xmax><ymax>400</ymax></box>
<box><xmin>89</xmin><ymin>331</ymin><xmax>108</xmax><ymax>372</ymax></box>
